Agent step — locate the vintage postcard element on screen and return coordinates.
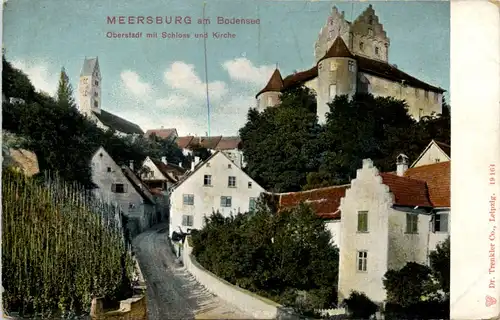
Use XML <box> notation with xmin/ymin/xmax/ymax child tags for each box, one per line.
<box><xmin>0</xmin><ymin>0</ymin><xmax>496</xmax><ymax>319</ymax></box>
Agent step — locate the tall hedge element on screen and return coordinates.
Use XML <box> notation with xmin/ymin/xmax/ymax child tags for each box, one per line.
<box><xmin>2</xmin><ymin>169</ymin><xmax>134</xmax><ymax>317</ymax></box>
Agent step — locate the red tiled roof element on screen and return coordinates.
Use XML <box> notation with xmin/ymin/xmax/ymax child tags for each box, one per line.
<box><xmin>318</xmin><ymin>36</ymin><xmax>355</xmax><ymax>64</ymax></box>
<box><xmin>256</xmin><ymin>68</ymin><xmax>284</xmax><ymax>98</ymax></box>
<box><xmin>379</xmin><ymin>173</ymin><xmax>432</xmax><ymax>207</ymax></box>
<box><xmin>282</xmin><ymin>66</ymin><xmax>318</xmax><ymax>89</ymax></box>
<box><xmin>434</xmin><ymin>140</ymin><xmax>451</xmax><ymax>157</ymax></box>
<box><xmin>404</xmin><ymin>161</ymin><xmax>450</xmax><ymax>207</ymax></box>
<box><xmin>151</xmin><ymin>158</ymin><xmax>186</xmax><ymax>182</ymax></box>
<box><xmin>215</xmin><ymin>136</ymin><xmax>242</xmax><ymax>150</ymax></box>
<box><xmin>190</xmin><ymin>136</ymin><xmax>223</xmax><ymax>150</ymax></box>
<box><xmin>145</xmin><ymin>128</ymin><xmax>178</xmax><ymax>140</ymax></box>
<box><xmin>278</xmin><ymin>185</ymin><xmax>350</xmax><ymax>219</ymax></box>
<box><xmin>175</xmin><ymin>136</ymin><xmax>194</xmax><ymax>149</ymax></box>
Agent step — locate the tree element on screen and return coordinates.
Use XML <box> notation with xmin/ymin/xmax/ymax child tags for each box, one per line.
<box><xmin>56</xmin><ymin>67</ymin><xmax>75</xmax><ymax>106</ymax></box>
<box><xmin>429</xmin><ymin>237</ymin><xmax>450</xmax><ymax>295</ymax></box>
<box><xmin>239</xmin><ymin>86</ymin><xmax>322</xmax><ymax>192</ymax></box>
<box><xmin>343</xmin><ymin>291</ymin><xmax>378</xmax><ymax>319</ymax></box>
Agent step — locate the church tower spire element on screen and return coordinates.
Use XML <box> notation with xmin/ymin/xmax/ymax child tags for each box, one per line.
<box><xmin>78</xmin><ymin>57</ymin><xmax>102</xmax><ymax>117</ymax></box>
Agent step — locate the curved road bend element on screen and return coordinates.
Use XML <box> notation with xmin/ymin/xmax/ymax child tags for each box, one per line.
<box><xmin>132</xmin><ymin>223</ymin><xmax>250</xmax><ymax>320</ymax></box>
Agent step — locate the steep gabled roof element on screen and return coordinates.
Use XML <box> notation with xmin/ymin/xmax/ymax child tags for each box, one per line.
<box><xmin>410</xmin><ymin>139</ymin><xmax>451</xmax><ymax>168</ymax></box>
<box><xmin>379</xmin><ymin>173</ymin><xmax>433</xmax><ymax>207</ymax></box>
<box><xmin>256</xmin><ymin>68</ymin><xmax>284</xmax><ymax>98</ymax></box>
<box><xmin>404</xmin><ymin>161</ymin><xmax>450</xmax><ymax>207</ymax></box>
<box><xmin>149</xmin><ymin>158</ymin><xmax>186</xmax><ymax>182</ymax></box>
<box><xmin>92</xmin><ymin>110</ymin><xmax>144</xmax><ymax>135</ymax></box>
<box><xmin>318</xmin><ymin>36</ymin><xmax>355</xmax><ymax>64</ymax></box>
<box><xmin>145</xmin><ymin>128</ymin><xmax>178</xmax><ymax>140</ymax></box>
<box><xmin>121</xmin><ymin>166</ymin><xmax>155</xmax><ymax>204</ymax></box>
<box><xmin>277</xmin><ymin>184</ymin><xmax>350</xmax><ymax>219</ymax></box>
<box><xmin>81</xmin><ymin>57</ymin><xmax>99</xmax><ymax>77</ymax></box>
<box><xmin>282</xmin><ymin>66</ymin><xmax>318</xmax><ymax>90</ymax></box>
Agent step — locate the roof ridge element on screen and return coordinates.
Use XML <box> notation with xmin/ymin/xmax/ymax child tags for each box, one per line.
<box><xmin>275</xmin><ymin>184</ymin><xmax>351</xmax><ymax>196</ymax></box>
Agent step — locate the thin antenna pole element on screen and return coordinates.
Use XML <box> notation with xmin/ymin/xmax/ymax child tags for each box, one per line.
<box><xmin>203</xmin><ymin>1</ymin><xmax>211</xmax><ymax>137</ymax></box>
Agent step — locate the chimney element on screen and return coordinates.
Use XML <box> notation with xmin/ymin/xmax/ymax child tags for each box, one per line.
<box><xmin>129</xmin><ymin>160</ymin><xmax>134</xmax><ymax>171</ymax></box>
<box><xmin>396</xmin><ymin>154</ymin><xmax>409</xmax><ymax>177</ymax></box>
<box><xmin>161</xmin><ymin>156</ymin><xmax>167</xmax><ymax>165</ymax></box>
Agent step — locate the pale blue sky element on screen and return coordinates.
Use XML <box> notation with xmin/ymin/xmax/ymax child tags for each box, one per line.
<box><xmin>3</xmin><ymin>0</ymin><xmax>449</xmax><ymax>136</ymax></box>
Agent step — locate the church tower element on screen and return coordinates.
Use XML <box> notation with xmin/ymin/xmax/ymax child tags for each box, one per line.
<box><xmin>78</xmin><ymin>57</ymin><xmax>102</xmax><ymax>118</ymax></box>
<box><xmin>316</xmin><ymin>37</ymin><xmax>357</xmax><ymax>124</ymax></box>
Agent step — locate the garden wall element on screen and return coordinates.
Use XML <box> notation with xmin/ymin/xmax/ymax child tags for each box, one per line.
<box><xmin>182</xmin><ymin>239</ymin><xmax>300</xmax><ymax>320</ymax></box>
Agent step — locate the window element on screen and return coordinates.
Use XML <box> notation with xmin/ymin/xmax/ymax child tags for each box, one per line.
<box><xmin>406</xmin><ymin>213</ymin><xmax>418</xmax><ymax>234</ymax></box>
<box><xmin>424</xmin><ymin>90</ymin><xmax>429</xmax><ymax>99</ymax></box>
<box><xmin>330</xmin><ymin>61</ymin><xmax>337</xmax><ymax>71</ymax></box>
<box><xmin>348</xmin><ymin>60</ymin><xmax>355</xmax><ymax>72</ymax></box>
<box><xmin>94</xmin><ymin>101</ymin><xmax>98</xmax><ymax>108</ymax></box>
<box><xmin>182</xmin><ymin>215</ymin><xmax>194</xmax><ymax>227</ymax></box>
<box><xmin>221</xmin><ymin>196</ymin><xmax>232</xmax><ymax>207</ymax></box>
<box><xmin>183</xmin><ymin>194</ymin><xmax>194</xmax><ymax>205</ymax></box>
<box><xmin>419</xmin><ymin>108</ymin><xmax>423</xmax><ymax>120</ymax></box>
<box><xmin>435</xmin><ymin>158</ymin><xmax>441</xmax><ymax>163</ymax></box>
<box><xmin>107</xmin><ymin>167</ymin><xmax>111</xmax><ymax>172</ymax></box>
<box><xmin>357</xmin><ymin>211</ymin><xmax>368</xmax><ymax>232</ymax></box>
<box><xmin>359</xmin><ymin>42</ymin><xmax>364</xmax><ymax>51</ymax></box>
<box><xmin>206</xmin><ymin>163</ymin><xmax>211</xmax><ymax>167</ymax></box>
<box><xmin>111</xmin><ymin>183</ymin><xmax>126</xmax><ymax>193</ymax></box>
<box><xmin>267</xmin><ymin>96</ymin><xmax>273</xmax><ymax>107</ymax></box>
<box><xmin>434</xmin><ymin>213</ymin><xmax>449</xmax><ymax>232</ymax></box>
<box><xmin>357</xmin><ymin>251</ymin><xmax>368</xmax><ymax>272</ymax></box>
<box><xmin>95</xmin><ymin>80</ymin><xmax>99</xmax><ymax>86</ymax></box>
<box><xmin>368</xmin><ymin>16</ymin><xmax>373</xmax><ymax>25</ymax></box>
<box><xmin>228</xmin><ymin>176</ymin><xmax>236</xmax><ymax>187</ymax></box>
<box><xmin>203</xmin><ymin>174</ymin><xmax>212</xmax><ymax>186</ymax></box>
<box><xmin>228</xmin><ymin>164</ymin><xmax>232</xmax><ymax>169</ymax></box>
<box><xmin>434</xmin><ymin>92</ymin><xmax>439</xmax><ymax>102</ymax></box>
<box><xmin>248</xmin><ymin>181</ymin><xmax>253</xmax><ymax>188</ymax></box>
<box><xmin>318</xmin><ymin>63</ymin><xmax>323</xmax><ymax>70</ymax></box>
<box><xmin>94</xmin><ymin>91</ymin><xmax>98</xmax><ymax>97</ymax></box>
<box><xmin>375</xmin><ymin>47</ymin><xmax>379</xmax><ymax>56</ymax></box>
<box><xmin>329</xmin><ymin>84</ymin><xmax>337</xmax><ymax>99</ymax></box>
<box><xmin>415</xmin><ymin>88</ymin><xmax>419</xmax><ymax>97</ymax></box>
<box><xmin>368</xmin><ymin>28</ymin><xmax>373</xmax><ymax>36</ymax></box>
<box><xmin>249</xmin><ymin>197</ymin><xmax>257</xmax><ymax>211</ymax></box>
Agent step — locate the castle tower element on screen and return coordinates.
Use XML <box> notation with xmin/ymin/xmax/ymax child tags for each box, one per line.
<box><xmin>78</xmin><ymin>57</ymin><xmax>102</xmax><ymax>117</ymax></box>
<box><xmin>314</xmin><ymin>6</ymin><xmax>351</xmax><ymax>63</ymax></box>
<box><xmin>349</xmin><ymin>4</ymin><xmax>390</xmax><ymax>62</ymax></box>
<box><xmin>316</xmin><ymin>36</ymin><xmax>357</xmax><ymax>124</ymax></box>
<box><xmin>255</xmin><ymin>68</ymin><xmax>284</xmax><ymax>111</ymax></box>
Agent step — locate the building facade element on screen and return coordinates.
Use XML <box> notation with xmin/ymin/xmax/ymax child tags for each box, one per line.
<box><xmin>169</xmin><ymin>151</ymin><xmax>265</xmax><ymax>238</ymax></box>
<box><xmin>78</xmin><ymin>57</ymin><xmax>144</xmax><ymax>136</ymax></box>
<box><xmin>256</xmin><ymin>5</ymin><xmax>446</xmax><ymax>124</ymax></box>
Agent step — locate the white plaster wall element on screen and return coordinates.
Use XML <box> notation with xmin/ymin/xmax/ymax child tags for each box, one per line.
<box><xmin>169</xmin><ymin>152</ymin><xmax>265</xmax><ymax>238</ymax></box>
<box><xmin>91</xmin><ymin>148</ymin><xmax>147</xmax><ymax>228</ymax></box>
<box><xmin>182</xmin><ymin>240</ymin><xmax>286</xmax><ymax>319</ymax></box>
<box><xmin>359</xmin><ymin>73</ymin><xmax>443</xmax><ymax>120</ymax></box>
<box><xmin>325</xmin><ymin>220</ymin><xmax>342</xmax><ymax>248</ymax></box>
<box><xmin>304</xmin><ymin>78</ymin><xmax>319</xmax><ymax>95</ymax></box>
<box><xmin>387</xmin><ymin>209</ymin><xmax>432</xmax><ymax>271</ymax></box>
<box><xmin>257</xmin><ymin>91</ymin><xmax>281</xmax><ymax>111</ymax></box>
<box><xmin>412</xmin><ymin>144</ymin><xmax>449</xmax><ymax>167</ymax></box>
<box><xmin>142</xmin><ymin>157</ymin><xmax>167</xmax><ymax>180</ymax></box>
<box><xmin>222</xmin><ymin>149</ymin><xmax>246</xmax><ymax>169</ymax></box>
<box><xmin>338</xmin><ymin>159</ymin><xmax>392</xmax><ymax>304</ymax></box>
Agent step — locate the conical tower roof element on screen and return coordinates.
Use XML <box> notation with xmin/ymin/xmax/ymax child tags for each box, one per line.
<box><xmin>317</xmin><ymin>36</ymin><xmax>354</xmax><ymax>64</ymax></box>
<box><xmin>256</xmin><ymin>68</ymin><xmax>284</xmax><ymax>98</ymax></box>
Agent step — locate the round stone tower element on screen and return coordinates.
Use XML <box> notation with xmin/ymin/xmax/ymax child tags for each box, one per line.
<box><xmin>255</xmin><ymin>68</ymin><xmax>284</xmax><ymax>112</ymax></box>
<box><xmin>316</xmin><ymin>36</ymin><xmax>357</xmax><ymax>124</ymax></box>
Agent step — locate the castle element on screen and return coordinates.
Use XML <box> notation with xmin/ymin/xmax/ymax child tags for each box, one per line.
<box><xmin>256</xmin><ymin>5</ymin><xmax>446</xmax><ymax>124</ymax></box>
<box><xmin>78</xmin><ymin>57</ymin><xmax>144</xmax><ymax>136</ymax></box>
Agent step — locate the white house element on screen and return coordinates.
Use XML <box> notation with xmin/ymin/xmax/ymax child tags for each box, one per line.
<box><xmin>169</xmin><ymin>151</ymin><xmax>265</xmax><ymax>238</ymax></box>
<box><xmin>141</xmin><ymin>156</ymin><xmax>187</xmax><ymax>191</ymax></box>
<box><xmin>90</xmin><ymin>147</ymin><xmax>156</xmax><ymax>235</ymax></box>
<box><xmin>337</xmin><ymin>156</ymin><xmax>450</xmax><ymax>305</ymax></box>
<box><xmin>410</xmin><ymin>139</ymin><xmax>450</xmax><ymax>168</ymax></box>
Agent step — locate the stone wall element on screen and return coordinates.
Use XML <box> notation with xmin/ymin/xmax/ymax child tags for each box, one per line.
<box><xmin>182</xmin><ymin>239</ymin><xmax>299</xmax><ymax>319</ymax></box>
<box><xmin>90</xmin><ymin>296</ymin><xmax>146</xmax><ymax>320</ymax></box>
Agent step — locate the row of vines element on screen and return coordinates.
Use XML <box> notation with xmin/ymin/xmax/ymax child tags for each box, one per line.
<box><xmin>2</xmin><ymin>169</ymin><xmax>134</xmax><ymax>318</ymax></box>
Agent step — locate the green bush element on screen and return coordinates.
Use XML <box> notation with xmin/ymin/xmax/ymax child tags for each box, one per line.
<box><xmin>2</xmin><ymin>169</ymin><xmax>134</xmax><ymax>317</ymax></box>
<box><xmin>343</xmin><ymin>291</ymin><xmax>378</xmax><ymax>319</ymax></box>
<box><xmin>191</xmin><ymin>201</ymin><xmax>339</xmax><ymax>313</ymax></box>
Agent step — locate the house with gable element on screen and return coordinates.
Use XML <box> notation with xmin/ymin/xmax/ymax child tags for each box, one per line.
<box><xmin>410</xmin><ymin>139</ymin><xmax>450</xmax><ymax>168</ymax></box>
<box><xmin>141</xmin><ymin>156</ymin><xmax>187</xmax><ymax>191</ymax></box>
<box><xmin>90</xmin><ymin>147</ymin><xmax>156</xmax><ymax>236</ymax></box>
<box><xmin>78</xmin><ymin>57</ymin><xmax>144</xmax><ymax>136</ymax></box>
<box><xmin>144</xmin><ymin>127</ymin><xmax>179</xmax><ymax>141</ymax></box>
<box><xmin>169</xmin><ymin>151</ymin><xmax>265</xmax><ymax>238</ymax></box>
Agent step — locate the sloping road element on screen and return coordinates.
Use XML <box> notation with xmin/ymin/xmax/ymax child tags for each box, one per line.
<box><xmin>132</xmin><ymin>223</ymin><xmax>251</xmax><ymax>320</ymax></box>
